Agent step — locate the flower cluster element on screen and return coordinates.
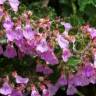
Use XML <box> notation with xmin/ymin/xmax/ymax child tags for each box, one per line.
<box><xmin>0</xmin><ymin>0</ymin><xmax>96</xmax><ymax>96</ymax></box>
<box><xmin>0</xmin><ymin>71</ymin><xmax>51</xmax><ymax>96</ymax></box>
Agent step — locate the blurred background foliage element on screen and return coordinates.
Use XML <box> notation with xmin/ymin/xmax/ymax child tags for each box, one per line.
<box><xmin>19</xmin><ymin>0</ymin><xmax>96</xmax><ymax>27</ymax></box>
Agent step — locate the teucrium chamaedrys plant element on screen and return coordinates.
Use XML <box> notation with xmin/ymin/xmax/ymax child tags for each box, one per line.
<box><xmin>0</xmin><ymin>0</ymin><xmax>96</xmax><ymax>95</ymax></box>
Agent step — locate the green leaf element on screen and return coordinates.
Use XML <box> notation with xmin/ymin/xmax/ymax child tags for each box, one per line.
<box><xmin>78</xmin><ymin>0</ymin><xmax>96</xmax><ymax>11</ymax></box>
<box><xmin>67</xmin><ymin>56</ymin><xmax>81</xmax><ymax>66</ymax></box>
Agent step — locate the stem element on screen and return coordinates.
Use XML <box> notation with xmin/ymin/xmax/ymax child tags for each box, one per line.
<box><xmin>77</xmin><ymin>90</ymin><xmax>85</xmax><ymax>96</ymax></box>
<box><xmin>72</xmin><ymin>0</ymin><xmax>77</xmax><ymax>14</ymax></box>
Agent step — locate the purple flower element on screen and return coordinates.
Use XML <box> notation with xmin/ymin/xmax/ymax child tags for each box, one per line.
<box><xmin>36</xmin><ymin>64</ymin><xmax>53</xmax><ymax>75</ymax></box>
<box><xmin>62</xmin><ymin>48</ymin><xmax>72</xmax><ymax>62</ymax></box>
<box><xmin>47</xmin><ymin>83</ymin><xmax>59</xmax><ymax>96</ymax></box>
<box><xmin>56</xmin><ymin>34</ymin><xmax>69</xmax><ymax>49</ymax></box>
<box><xmin>3</xmin><ymin>44</ymin><xmax>17</xmax><ymax>58</ymax></box>
<box><xmin>43</xmin><ymin>66</ymin><xmax>53</xmax><ymax>75</ymax></box>
<box><xmin>31</xmin><ymin>90</ymin><xmax>41</xmax><ymax>96</ymax></box>
<box><xmin>42</xmin><ymin>88</ymin><xmax>50</xmax><ymax>96</ymax></box>
<box><xmin>14</xmin><ymin>25</ymin><xmax>23</xmax><ymax>40</ymax></box>
<box><xmin>15</xmin><ymin>39</ymin><xmax>36</xmax><ymax>55</ymax></box>
<box><xmin>15</xmin><ymin>39</ymin><xmax>27</xmax><ymax>53</ymax></box>
<box><xmin>61</xmin><ymin>22</ymin><xmax>72</xmax><ymax>31</ymax></box>
<box><xmin>87</xmin><ymin>27</ymin><xmax>96</xmax><ymax>39</ymax></box>
<box><xmin>11</xmin><ymin>89</ymin><xmax>23</xmax><ymax>96</ymax></box>
<box><xmin>82</xmin><ymin>64</ymin><xmax>95</xmax><ymax>78</ymax></box>
<box><xmin>36</xmin><ymin>38</ymin><xmax>49</xmax><ymax>53</ymax></box>
<box><xmin>36</xmin><ymin>64</ymin><xmax>44</xmax><ymax>73</ymax></box>
<box><xmin>73</xmin><ymin>73</ymin><xmax>89</xmax><ymax>87</ymax></box>
<box><xmin>93</xmin><ymin>53</ymin><xmax>96</xmax><ymax>68</ymax></box>
<box><xmin>0</xmin><ymin>0</ymin><xmax>6</xmax><ymax>5</ymax></box>
<box><xmin>0</xmin><ymin>82</ymin><xmax>12</xmax><ymax>95</ymax></box>
<box><xmin>56</xmin><ymin>74</ymin><xmax>67</xmax><ymax>87</ymax></box>
<box><xmin>27</xmin><ymin>39</ymin><xmax>37</xmax><ymax>49</ymax></box>
<box><xmin>0</xmin><ymin>45</ymin><xmax>3</xmax><ymax>55</ymax></box>
<box><xmin>23</xmin><ymin>24</ymin><xmax>35</xmax><ymax>40</ymax></box>
<box><xmin>6</xmin><ymin>30</ymin><xmax>15</xmax><ymax>41</ymax></box>
<box><xmin>15</xmin><ymin>75</ymin><xmax>29</xmax><ymax>84</ymax></box>
<box><xmin>40</xmin><ymin>51</ymin><xmax>58</xmax><ymax>65</ymax></box>
<box><xmin>89</xmin><ymin>74</ymin><xmax>96</xmax><ymax>84</ymax></box>
<box><xmin>67</xmin><ymin>85</ymin><xmax>77</xmax><ymax>95</ymax></box>
<box><xmin>3</xmin><ymin>16</ymin><xmax>14</xmax><ymax>31</ymax></box>
<box><xmin>8</xmin><ymin>0</ymin><xmax>20</xmax><ymax>12</ymax></box>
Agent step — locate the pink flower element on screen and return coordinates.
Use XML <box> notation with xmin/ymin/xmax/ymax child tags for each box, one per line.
<box><xmin>11</xmin><ymin>88</ymin><xmax>23</xmax><ymax>96</ymax></box>
<box><xmin>0</xmin><ymin>82</ymin><xmax>12</xmax><ymax>95</ymax></box>
<box><xmin>56</xmin><ymin>34</ymin><xmax>69</xmax><ymax>49</ymax></box>
<box><xmin>36</xmin><ymin>38</ymin><xmax>49</xmax><ymax>53</ymax></box>
<box><xmin>14</xmin><ymin>25</ymin><xmax>23</xmax><ymax>40</ymax></box>
<box><xmin>47</xmin><ymin>83</ymin><xmax>58</xmax><ymax>96</ymax></box>
<box><xmin>61</xmin><ymin>22</ymin><xmax>72</xmax><ymax>31</ymax></box>
<box><xmin>15</xmin><ymin>75</ymin><xmax>29</xmax><ymax>84</ymax></box>
<box><xmin>89</xmin><ymin>74</ymin><xmax>96</xmax><ymax>84</ymax></box>
<box><xmin>82</xmin><ymin>64</ymin><xmax>95</xmax><ymax>78</ymax></box>
<box><xmin>12</xmin><ymin>71</ymin><xmax>29</xmax><ymax>84</ymax></box>
<box><xmin>3</xmin><ymin>16</ymin><xmax>14</xmax><ymax>31</ymax></box>
<box><xmin>87</xmin><ymin>27</ymin><xmax>96</xmax><ymax>39</ymax></box>
<box><xmin>40</xmin><ymin>51</ymin><xmax>58</xmax><ymax>65</ymax></box>
<box><xmin>67</xmin><ymin>85</ymin><xmax>77</xmax><ymax>95</ymax></box>
<box><xmin>36</xmin><ymin>64</ymin><xmax>53</xmax><ymax>75</ymax></box>
<box><xmin>73</xmin><ymin>73</ymin><xmax>89</xmax><ymax>86</ymax></box>
<box><xmin>56</xmin><ymin>74</ymin><xmax>67</xmax><ymax>87</ymax></box>
<box><xmin>8</xmin><ymin>0</ymin><xmax>20</xmax><ymax>12</ymax></box>
<box><xmin>3</xmin><ymin>44</ymin><xmax>17</xmax><ymax>58</ymax></box>
<box><xmin>31</xmin><ymin>87</ymin><xmax>41</xmax><ymax>96</ymax></box>
<box><xmin>0</xmin><ymin>0</ymin><xmax>6</xmax><ymax>4</ymax></box>
<box><xmin>43</xmin><ymin>66</ymin><xmax>53</xmax><ymax>75</ymax></box>
<box><xmin>6</xmin><ymin>30</ymin><xmax>15</xmax><ymax>41</ymax></box>
<box><xmin>42</xmin><ymin>88</ymin><xmax>50</xmax><ymax>96</ymax></box>
<box><xmin>23</xmin><ymin>24</ymin><xmax>35</xmax><ymax>40</ymax></box>
<box><xmin>36</xmin><ymin>64</ymin><xmax>44</xmax><ymax>73</ymax></box>
<box><xmin>62</xmin><ymin>48</ymin><xmax>72</xmax><ymax>62</ymax></box>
